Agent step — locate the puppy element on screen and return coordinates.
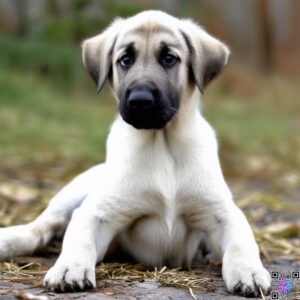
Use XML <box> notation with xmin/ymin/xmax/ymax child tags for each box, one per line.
<box><xmin>0</xmin><ymin>11</ymin><xmax>271</xmax><ymax>297</ymax></box>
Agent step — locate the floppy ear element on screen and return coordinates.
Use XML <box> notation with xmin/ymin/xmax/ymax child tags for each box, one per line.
<box><xmin>180</xmin><ymin>19</ymin><xmax>230</xmax><ymax>92</ymax></box>
<box><xmin>81</xmin><ymin>18</ymin><xmax>124</xmax><ymax>94</ymax></box>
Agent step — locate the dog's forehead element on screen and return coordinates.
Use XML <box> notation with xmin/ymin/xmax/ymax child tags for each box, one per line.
<box><xmin>115</xmin><ymin>18</ymin><xmax>184</xmax><ymax>53</ymax></box>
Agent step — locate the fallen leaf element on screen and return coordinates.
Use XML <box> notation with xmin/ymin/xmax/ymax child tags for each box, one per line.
<box><xmin>14</xmin><ymin>291</ymin><xmax>49</xmax><ymax>300</ymax></box>
<box><xmin>0</xmin><ymin>182</ymin><xmax>39</xmax><ymax>203</ymax></box>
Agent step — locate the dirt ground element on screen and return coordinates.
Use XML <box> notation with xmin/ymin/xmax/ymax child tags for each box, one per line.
<box><xmin>0</xmin><ymin>261</ymin><xmax>298</xmax><ymax>300</ymax></box>
<box><xmin>0</xmin><ymin>161</ymin><xmax>299</xmax><ymax>300</ymax></box>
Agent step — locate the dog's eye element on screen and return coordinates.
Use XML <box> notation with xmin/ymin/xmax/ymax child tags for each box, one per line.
<box><xmin>119</xmin><ymin>54</ymin><xmax>134</xmax><ymax>69</ymax></box>
<box><xmin>160</xmin><ymin>54</ymin><xmax>179</xmax><ymax>68</ymax></box>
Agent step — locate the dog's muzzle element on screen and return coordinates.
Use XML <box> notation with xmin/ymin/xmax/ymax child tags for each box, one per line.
<box><xmin>119</xmin><ymin>83</ymin><xmax>178</xmax><ymax>130</ymax></box>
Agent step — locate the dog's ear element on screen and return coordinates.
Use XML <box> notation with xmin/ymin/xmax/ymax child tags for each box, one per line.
<box><xmin>179</xmin><ymin>20</ymin><xmax>230</xmax><ymax>93</ymax></box>
<box><xmin>82</xmin><ymin>18</ymin><xmax>124</xmax><ymax>94</ymax></box>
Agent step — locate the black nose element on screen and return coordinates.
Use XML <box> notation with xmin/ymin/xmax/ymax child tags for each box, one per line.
<box><xmin>127</xmin><ymin>89</ymin><xmax>155</xmax><ymax>109</ymax></box>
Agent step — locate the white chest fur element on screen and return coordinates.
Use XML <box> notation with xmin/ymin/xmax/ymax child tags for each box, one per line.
<box><xmin>106</xmin><ymin>115</ymin><xmax>213</xmax><ymax>266</ymax></box>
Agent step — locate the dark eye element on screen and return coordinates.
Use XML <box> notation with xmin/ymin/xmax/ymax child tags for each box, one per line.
<box><xmin>119</xmin><ymin>54</ymin><xmax>134</xmax><ymax>69</ymax></box>
<box><xmin>160</xmin><ymin>53</ymin><xmax>179</xmax><ymax>68</ymax></box>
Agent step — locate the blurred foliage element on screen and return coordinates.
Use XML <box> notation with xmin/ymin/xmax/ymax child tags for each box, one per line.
<box><xmin>103</xmin><ymin>0</ymin><xmax>154</xmax><ymax>18</ymax></box>
<box><xmin>38</xmin><ymin>16</ymin><xmax>106</xmax><ymax>43</ymax></box>
<box><xmin>23</xmin><ymin>1</ymin><xmax>152</xmax><ymax>43</ymax></box>
<box><xmin>0</xmin><ymin>67</ymin><xmax>114</xmax><ymax>163</ymax></box>
<box><xmin>0</xmin><ymin>34</ymin><xmax>82</xmax><ymax>89</ymax></box>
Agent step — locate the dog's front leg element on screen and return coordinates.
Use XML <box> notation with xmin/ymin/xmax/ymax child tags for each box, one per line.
<box><xmin>43</xmin><ymin>189</ymin><xmax>135</xmax><ymax>292</ymax></box>
<box><xmin>203</xmin><ymin>200</ymin><xmax>271</xmax><ymax>297</ymax></box>
<box><xmin>44</xmin><ymin>204</ymin><xmax>115</xmax><ymax>292</ymax></box>
<box><xmin>189</xmin><ymin>127</ymin><xmax>271</xmax><ymax>297</ymax></box>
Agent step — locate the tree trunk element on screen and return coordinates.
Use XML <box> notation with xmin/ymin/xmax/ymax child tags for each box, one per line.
<box><xmin>255</xmin><ymin>0</ymin><xmax>274</xmax><ymax>72</ymax></box>
<box><xmin>14</xmin><ymin>0</ymin><xmax>28</xmax><ymax>36</ymax></box>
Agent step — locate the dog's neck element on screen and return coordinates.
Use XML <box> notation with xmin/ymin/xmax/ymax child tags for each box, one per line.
<box><xmin>107</xmin><ymin>87</ymin><xmax>205</xmax><ymax>165</ymax></box>
<box><xmin>171</xmin><ymin>86</ymin><xmax>201</xmax><ymax>127</ymax></box>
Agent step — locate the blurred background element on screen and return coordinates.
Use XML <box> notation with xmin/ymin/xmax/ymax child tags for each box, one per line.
<box><xmin>1</xmin><ymin>0</ymin><xmax>300</xmax><ymax>178</ymax></box>
<box><xmin>0</xmin><ymin>1</ymin><xmax>299</xmax><ymax>233</ymax></box>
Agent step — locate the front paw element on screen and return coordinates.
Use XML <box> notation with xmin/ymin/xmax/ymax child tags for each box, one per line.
<box><xmin>44</xmin><ymin>262</ymin><xmax>96</xmax><ymax>292</ymax></box>
<box><xmin>223</xmin><ymin>253</ymin><xmax>271</xmax><ymax>297</ymax></box>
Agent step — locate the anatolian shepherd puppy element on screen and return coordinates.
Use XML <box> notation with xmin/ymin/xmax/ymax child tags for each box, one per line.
<box><xmin>0</xmin><ymin>11</ymin><xmax>271</xmax><ymax>297</ymax></box>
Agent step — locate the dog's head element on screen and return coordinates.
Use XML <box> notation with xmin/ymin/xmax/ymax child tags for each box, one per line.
<box><xmin>82</xmin><ymin>11</ymin><xmax>229</xmax><ymax>129</ymax></box>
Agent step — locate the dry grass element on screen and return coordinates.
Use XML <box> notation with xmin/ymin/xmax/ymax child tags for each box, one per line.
<box><xmin>0</xmin><ymin>259</ymin><xmax>217</xmax><ymax>299</ymax></box>
<box><xmin>255</xmin><ymin>228</ymin><xmax>300</xmax><ymax>262</ymax></box>
<box><xmin>96</xmin><ymin>263</ymin><xmax>216</xmax><ymax>291</ymax></box>
<box><xmin>0</xmin><ymin>260</ymin><xmax>46</xmax><ymax>285</ymax></box>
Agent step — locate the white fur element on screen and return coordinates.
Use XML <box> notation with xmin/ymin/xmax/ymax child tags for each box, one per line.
<box><xmin>0</xmin><ymin>11</ymin><xmax>270</xmax><ymax>296</ymax></box>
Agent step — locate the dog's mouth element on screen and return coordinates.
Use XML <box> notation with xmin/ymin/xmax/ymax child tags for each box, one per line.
<box><xmin>120</xmin><ymin>105</ymin><xmax>177</xmax><ymax>129</ymax></box>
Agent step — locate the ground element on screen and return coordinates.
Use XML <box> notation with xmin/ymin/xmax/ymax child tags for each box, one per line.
<box><xmin>0</xmin><ymin>262</ymin><xmax>297</xmax><ymax>300</ymax></box>
<box><xmin>0</xmin><ymin>161</ymin><xmax>299</xmax><ymax>300</ymax></box>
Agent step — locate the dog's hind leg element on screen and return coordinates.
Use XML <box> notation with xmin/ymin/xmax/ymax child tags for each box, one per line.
<box><xmin>0</xmin><ymin>163</ymin><xmax>106</xmax><ymax>260</ymax></box>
